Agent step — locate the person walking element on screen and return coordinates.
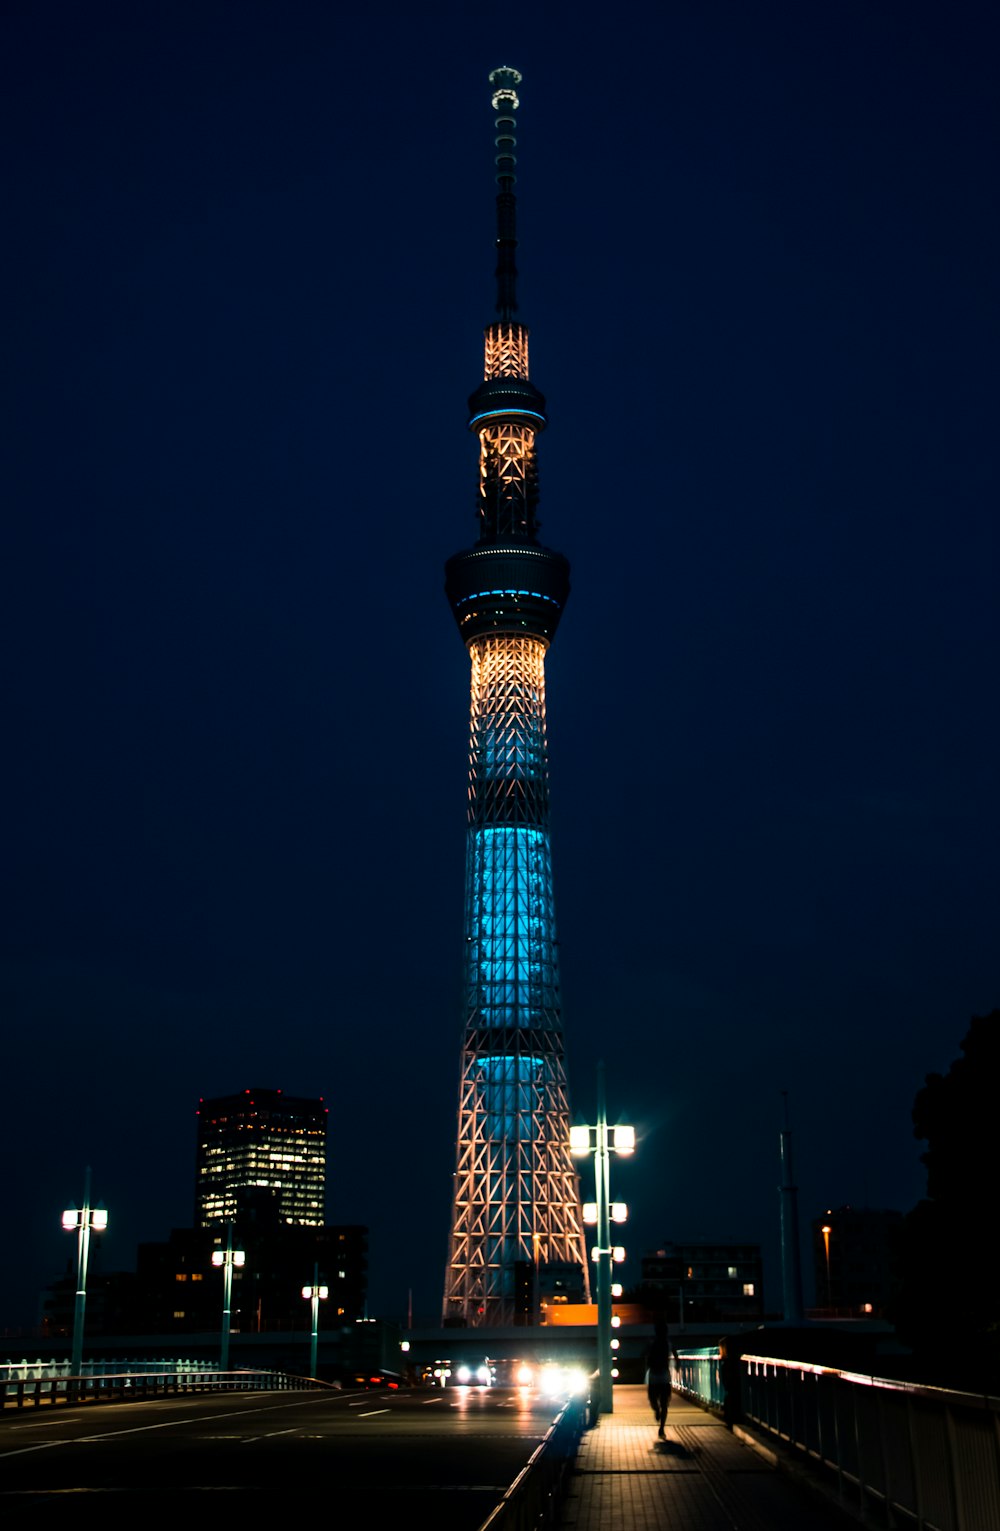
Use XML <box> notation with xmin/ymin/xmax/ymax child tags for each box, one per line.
<box><xmin>645</xmin><ymin>1317</ymin><xmax>678</xmax><ymax>1438</ymax></box>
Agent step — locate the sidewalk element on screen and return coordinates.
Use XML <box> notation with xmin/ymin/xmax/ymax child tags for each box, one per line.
<box><xmin>558</xmin><ymin>1385</ymin><xmax>859</xmax><ymax>1530</ymax></box>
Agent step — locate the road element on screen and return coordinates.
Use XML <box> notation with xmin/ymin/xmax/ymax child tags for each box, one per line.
<box><xmin>0</xmin><ymin>1383</ymin><xmax>567</xmax><ymax>1526</ymax></box>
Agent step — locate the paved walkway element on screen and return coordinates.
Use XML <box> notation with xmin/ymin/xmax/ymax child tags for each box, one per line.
<box><xmin>558</xmin><ymin>1386</ymin><xmax>859</xmax><ymax>1530</ymax></box>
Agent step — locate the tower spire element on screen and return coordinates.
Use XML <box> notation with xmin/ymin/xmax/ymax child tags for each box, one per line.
<box><xmin>490</xmin><ymin>65</ymin><xmax>521</xmax><ymax>321</ymax></box>
<box><xmin>442</xmin><ymin>69</ymin><xmax>589</xmax><ymax>1328</ymax></box>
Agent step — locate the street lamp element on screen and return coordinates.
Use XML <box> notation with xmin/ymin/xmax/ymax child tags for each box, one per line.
<box><xmin>821</xmin><ymin>1219</ymin><xmax>833</xmax><ymax>1311</ymax></box>
<box><xmin>570</xmin><ymin>1061</ymin><xmax>634</xmax><ymax>1416</ymax></box>
<box><xmin>61</xmin><ymin>1166</ymin><xmax>108</xmax><ymax>1384</ymax></box>
<box><xmin>302</xmin><ymin>1263</ymin><xmax>328</xmax><ymax>1380</ymax></box>
<box><xmin>211</xmin><ymin>1224</ymin><xmax>245</xmax><ymax>1372</ymax></box>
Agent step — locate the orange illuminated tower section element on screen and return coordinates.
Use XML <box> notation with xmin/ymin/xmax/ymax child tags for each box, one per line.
<box><xmin>442</xmin><ymin>68</ymin><xmax>590</xmax><ymax>1326</ymax></box>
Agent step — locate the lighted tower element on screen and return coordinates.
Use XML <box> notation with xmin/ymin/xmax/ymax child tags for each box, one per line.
<box><xmin>442</xmin><ymin>68</ymin><xmax>590</xmax><ymax>1326</ymax></box>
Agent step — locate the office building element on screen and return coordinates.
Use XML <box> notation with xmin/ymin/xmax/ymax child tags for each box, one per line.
<box><xmin>195</xmin><ymin>1087</ymin><xmax>326</xmax><ymax>1228</ymax></box>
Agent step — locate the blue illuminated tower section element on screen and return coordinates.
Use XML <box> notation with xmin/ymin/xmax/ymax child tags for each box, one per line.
<box><xmin>443</xmin><ymin>68</ymin><xmax>590</xmax><ymax>1326</ymax></box>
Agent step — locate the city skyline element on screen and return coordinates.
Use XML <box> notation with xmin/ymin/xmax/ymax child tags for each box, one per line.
<box><xmin>2</xmin><ymin>2</ymin><xmax>997</xmax><ymax>1333</ymax></box>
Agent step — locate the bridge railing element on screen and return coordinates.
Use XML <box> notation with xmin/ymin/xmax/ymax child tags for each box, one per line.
<box><xmin>2</xmin><ymin>1356</ymin><xmax>230</xmax><ymax>1385</ymax></box>
<box><xmin>476</xmin><ymin>1391</ymin><xmax>589</xmax><ymax>1531</ymax></box>
<box><xmin>674</xmin><ymin>1343</ymin><xmax>1000</xmax><ymax>1529</ymax></box>
<box><xmin>741</xmin><ymin>1353</ymin><xmax>1000</xmax><ymax>1531</ymax></box>
<box><xmin>674</xmin><ymin>1346</ymin><xmax>725</xmax><ymax>1409</ymax></box>
<box><xmin>2</xmin><ymin>1366</ymin><xmax>320</xmax><ymax>1408</ymax></box>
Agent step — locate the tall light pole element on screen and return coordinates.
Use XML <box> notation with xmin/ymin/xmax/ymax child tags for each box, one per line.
<box><xmin>778</xmin><ymin>1092</ymin><xmax>804</xmax><ymax>1324</ymax></box>
<box><xmin>302</xmin><ymin>1263</ymin><xmax>328</xmax><ymax>1380</ymax></box>
<box><xmin>570</xmin><ymin>1062</ymin><xmax>634</xmax><ymax>1416</ymax></box>
<box><xmin>821</xmin><ymin>1220</ymin><xmax>833</xmax><ymax>1311</ymax></box>
<box><xmin>211</xmin><ymin>1223</ymin><xmax>245</xmax><ymax>1372</ymax></box>
<box><xmin>61</xmin><ymin>1166</ymin><xmax>108</xmax><ymax>1383</ymax></box>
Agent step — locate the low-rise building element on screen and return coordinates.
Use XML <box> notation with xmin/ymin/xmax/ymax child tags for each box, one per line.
<box><xmin>639</xmin><ymin>1241</ymin><xmax>764</xmax><ymax>1324</ymax></box>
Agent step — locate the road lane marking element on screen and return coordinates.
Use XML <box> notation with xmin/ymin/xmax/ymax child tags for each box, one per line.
<box><xmin>0</xmin><ymin>1397</ymin><xmax>326</xmax><ymax>1459</ymax></box>
<box><xmin>10</xmin><ymin>1419</ymin><xmax>94</xmax><ymax>1431</ymax></box>
<box><xmin>0</xmin><ymin>1486</ymin><xmax>253</xmax><ymax>1497</ymax></box>
<box><xmin>7</xmin><ymin>1396</ymin><xmax>228</xmax><ymax>1423</ymax></box>
<box><xmin>0</xmin><ymin>1482</ymin><xmax>512</xmax><ymax>1499</ymax></box>
<box><xmin>356</xmin><ymin>1409</ymin><xmax>390</xmax><ymax>1418</ymax></box>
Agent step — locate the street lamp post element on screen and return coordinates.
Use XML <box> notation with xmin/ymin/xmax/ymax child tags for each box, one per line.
<box><xmin>570</xmin><ymin>1062</ymin><xmax>634</xmax><ymax>1416</ymax></box>
<box><xmin>211</xmin><ymin>1224</ymin><xmax>245</xmax><ymax>1372</ymax></box>
<box><xmin>61</xmin><ymin>1166</ymin><xmax>108</xmax><ymax>1385</ymax></box>
<box><xmin>821</xmin><ymin>1220</ymin><xmax>833</xmax><ymax>1311</ymax></box>
<box><xmin>302</xmin><ymin>1263</ymin><xmax>328</xmax><ymax>1379</ymax></box>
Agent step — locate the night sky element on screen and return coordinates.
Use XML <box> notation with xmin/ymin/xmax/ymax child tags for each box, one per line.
<box><xmin>3</xmin><ymin>1</ymin><xmax>997</xmax><ymax>1334</ymax></box>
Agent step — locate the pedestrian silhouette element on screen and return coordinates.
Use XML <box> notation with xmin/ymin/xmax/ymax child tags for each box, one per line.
<box><xmin>645</xmin><ymin>1317</ymin><xmax>679</xmax><ymax>1438</ymax></box>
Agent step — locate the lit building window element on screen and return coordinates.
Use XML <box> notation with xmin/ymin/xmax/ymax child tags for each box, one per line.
<box><xmin>743</xmin><ymin>1283</ymin><xmax>755</xmax><ymax>1297</ymax></box>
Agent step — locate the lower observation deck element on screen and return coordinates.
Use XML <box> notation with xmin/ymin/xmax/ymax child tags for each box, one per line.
<box><xmin>445</xmin><ymin>541</ymin><xmax>570</xmax><ymax>643</ymax></box>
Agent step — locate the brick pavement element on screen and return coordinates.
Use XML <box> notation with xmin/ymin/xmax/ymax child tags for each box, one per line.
<box><xmin>558</xmin><ymin>1385</ymin><xmax>860</xmax><ymax>1530</ymax></box>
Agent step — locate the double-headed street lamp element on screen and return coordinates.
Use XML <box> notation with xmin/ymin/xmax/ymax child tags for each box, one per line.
<box><xmin>211</xmin><ymin>1224</ymin><xmax>245</xmax><ymax>1372</ymax></box>
<box><xmin>61</xmin><ymin>1166</ymin><xmax>108</xmax><ymax>1383</ymax></box>
<box><xmin>302</xmin><ymin>1263</ymin><xmax>328</xmax><ymax>1380</ymax></box>
<box><xmin>570</xmin><ymin>1062</ymin><xmax>634</xmax><ymax>1416</ymax></box>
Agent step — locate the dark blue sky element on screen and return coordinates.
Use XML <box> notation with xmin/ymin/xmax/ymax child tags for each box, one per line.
<box><xmin>2</xmin><ymin>0</ymin><xmax>997</xmax><ymax>1331</ymax></box>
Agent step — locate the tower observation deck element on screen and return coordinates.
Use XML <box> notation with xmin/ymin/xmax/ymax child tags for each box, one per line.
<box><xmin>442</xmin><ymin>68</ymin><xmax>590</xmax><ymax>1326</ymax></box>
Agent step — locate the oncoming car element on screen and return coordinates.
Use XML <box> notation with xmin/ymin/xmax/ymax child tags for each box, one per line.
<box><xmin>453</xmin><ymin>1361</ymin><xmax>494</xmax><ymax>1387</ymax></box>
<box><xmin>428</xmin><ymin>1357</ymin><xmax>590</xmax><ymax>1399</ymax></box>
<box><xmin>488</xmin><ymin>1359</ymin><xmax>590</xmax><ymax>1399</ymax></box>
<box><xmin>423</xmin><ymin>1360</ymin><xmax>493</xmax><ymax>1387</ymax></box>
<box><xmin>531</xmin><ymin>1363</ymin><xmax>590</xmax><ymax>1400</ymax></box>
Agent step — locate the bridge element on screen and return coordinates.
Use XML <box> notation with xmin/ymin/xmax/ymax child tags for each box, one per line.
<box><xmin>4</xmin><ymin>1326</ymin><xmax>999</xmax><ymax>1528</ymax></box>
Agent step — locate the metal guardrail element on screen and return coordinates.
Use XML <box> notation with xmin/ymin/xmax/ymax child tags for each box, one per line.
<box><xmin>477</xmin><ymin>1391</ymin><xmax>589</xmax><ymax>1531</ymax></box>
<box><xmin>674</xmin><ymin>1346</ymin><xmax>726</xmax><ymax>1410</ymax></box>
<box><xmin>741</xmin><ymin>1352</ymin><xmax>1000</xmax><ymax>1531</ymax></box>
<box><xmin>2</xmin><ymin>1367</ymin><xmax>320</xmax><ymax>1408</ymax></box>
<box><xmin>1</xmin><ymin>1356</ymin><xmax>240</xmax><ymax>1388</ymax></box>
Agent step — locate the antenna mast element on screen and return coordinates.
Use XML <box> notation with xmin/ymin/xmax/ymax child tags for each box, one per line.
<box><xmin>490</xmin><ymin>65</ymin><xmax>521</xmax><ymax>321</ymax></box>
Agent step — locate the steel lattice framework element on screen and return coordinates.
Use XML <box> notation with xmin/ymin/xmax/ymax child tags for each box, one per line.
<box><xmin>442</xmin><ymin>69</ymin><xmax>589</xmax><ymax>1326</ymax></box>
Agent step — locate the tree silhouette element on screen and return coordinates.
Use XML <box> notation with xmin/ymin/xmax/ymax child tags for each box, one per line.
<box><xmin>893</xmin><ymin>1010</ymin><xmax>1000</xmax><ymax>1389</ymax></box>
